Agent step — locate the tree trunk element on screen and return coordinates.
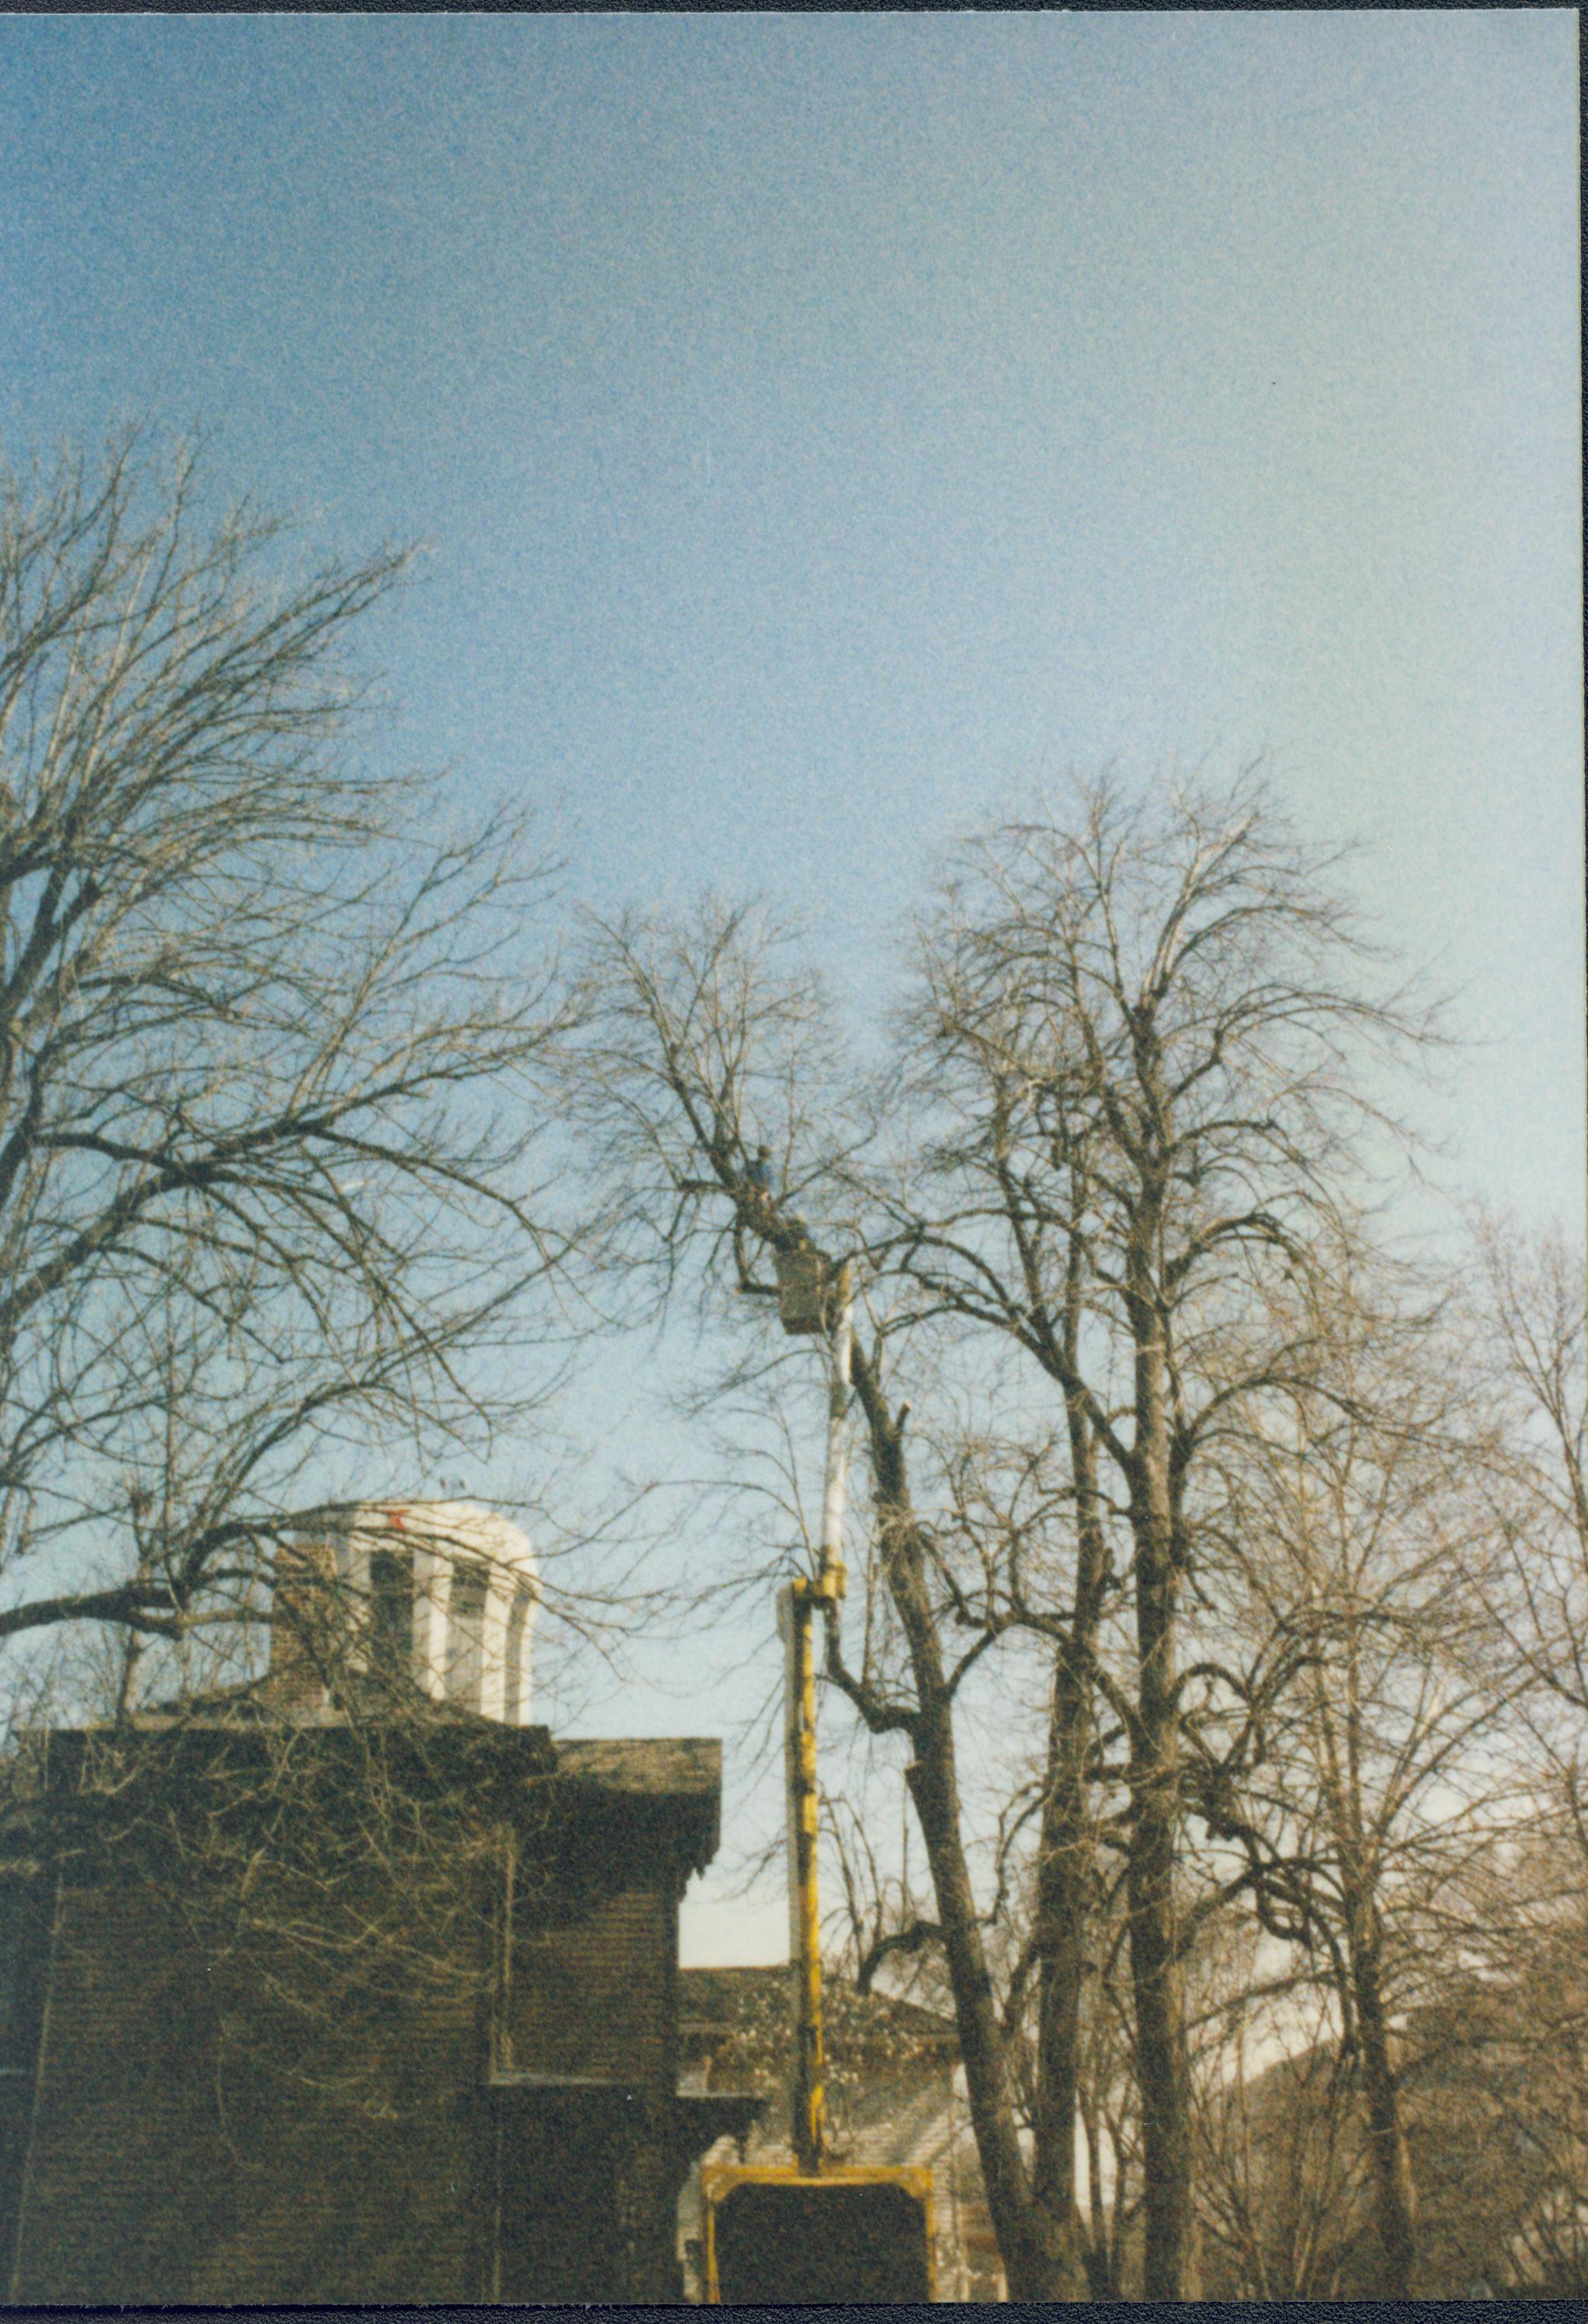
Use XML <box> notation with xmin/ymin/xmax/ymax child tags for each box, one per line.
<box><xmin>1349</xmin><ymin>1899</ymin><xmax>1418</xmax><ymax>2298</ymax></box>
<box><xmin>903</xmin><ymin>1732</ymin><xmax>1056</xmax><ymax>2299</ymax></box>
<box><xmin>848</xmin><ymin>1343</ymin><xmax>1056</xmax><ymax>2298</ymax></box>
<box><xmin>1028</xmin><ymin>1646</ymin><xmax>1095</xmax><ymax>2299</ymax></box>
<box><xmin>1125</xmin><ymin>1711</ymin><xmax>1196</xmax><ymax>2301</ymax></box>
<box><xmin>1124</xmin><ymin>1215</ymin><xmax>1198</xmax><ymax>2301</ymax></box>
<box><xmin>1028</xmin><ymin>1327</ymin><xmax>1112</xmax><ymax>2299</ymax></box>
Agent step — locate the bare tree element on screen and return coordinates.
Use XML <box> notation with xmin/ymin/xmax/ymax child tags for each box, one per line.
<box><xmin>1427</xmin><ymin>1841</ymin><xmax>1588</xmax><ymax>2296</ymax></box>
<box><xmin>1476</xmin><ymin>1220</ymin><xmax>1588</xmax><ymax>1804</ymax></box>
<box><xmin>1151</xmin><ymin>1231</ymin><xmax>1588</xmax><ymax>2303</ymax></box>
<box><xmin>1203</xmin><ymin>1261</ymin><xmax>1517</xmax><ymax>2297</ymax></box>
<box><xmin>1189</xmin><ymin>1926</ymin><xmax>1363</xmax><ymax>2303</ymax></box>
<box><xmin>573</xmin><ymin>773</ymin><xmax>1440</xmax><ymax>2300</ymax></box>
<box><xmin>0</xmin><ymin>431</ymin><xmax>582</xmax><ymax>1676</ymax></box>
<box><xmin>1188</xmin><ymin>1836</ymin><xmax>1588</xmax><ymax>2301</ymax></box>
<box><xmin>574</xmin><ymin>898</ymin><xmax>1098</xmax><ymax>2297</ymax></box>
<box><xmin>881</xmin><ymin>775</ymin><xmax>1439</xmax><ymax>2296</ymax></box>
<box><xmin>1431</xmin><ymin>1221</ymin><xmax>1588</xmax><ymax>2293</ymax></box>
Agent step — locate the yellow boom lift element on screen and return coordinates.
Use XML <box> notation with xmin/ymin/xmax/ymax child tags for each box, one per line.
<box><xmin>701</xmin><ymin>1249</ymin><xmax>936</xmax><ymax>2305</ymax></box>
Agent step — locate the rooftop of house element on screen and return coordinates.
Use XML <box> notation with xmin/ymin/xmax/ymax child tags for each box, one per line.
<box><xmin>23</xmin><ymin>1704</ymin><xmax>725</xmax><ymax>1877</ymax></box>
<box><xmin>679</xmin><ymin>1964</ymin><xmax>958</xmax><ymax>2052</ymax></box>
<box><xmin>554</xmin><ymin>1736</ymin><xmax>722</xmax><ymax>1872</ymax></box>
<box><xmin>556</xmin><ymin>1734</ymin><xmax>721</xmax><ymax>1802</ymax></box>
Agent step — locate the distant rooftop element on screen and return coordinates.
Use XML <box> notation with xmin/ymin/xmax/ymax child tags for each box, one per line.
<box><xmin>679</xmin><ymin>1964</ymin><xmax>957</xmax><ymax>2050</ymax></box>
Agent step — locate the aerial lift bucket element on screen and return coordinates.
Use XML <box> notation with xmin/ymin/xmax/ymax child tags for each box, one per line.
<box><xmin>701</xmin><ymin>2161</ymin><xmax>936</xmax><ymax>2305</ymax></box>
<box><xmin>772</xmin><ymin>1244</ymin><xmax>830</xmax><ymax>1334</ymax></box>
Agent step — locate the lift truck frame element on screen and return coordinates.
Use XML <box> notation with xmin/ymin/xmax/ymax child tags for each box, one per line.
<box><xmin>699</xmin><ymin>1252</ymin><xmax>937</xmax><ymax>2304</ymax></box>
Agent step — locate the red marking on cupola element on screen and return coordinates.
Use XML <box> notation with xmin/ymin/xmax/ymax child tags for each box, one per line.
<box><xmin>385</xmin><ymin>1507</ymin><xmax>409</xmax><ymax>1530</ymax></box>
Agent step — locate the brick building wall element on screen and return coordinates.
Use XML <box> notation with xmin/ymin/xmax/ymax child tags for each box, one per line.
<box><xmin>0</xmin><ymin>1721</ymin><xmax>727</xmax><ymax>2305</ymax></box>
<box><xmin>504</xmin><ymin>1879</ymin><xmax>675</xmax><ymax>2084</ymax></box>
<box><xmin>14</xmin><ymin>1881</ymin><xmax>503</xmax><ymax>2304</ymax></box>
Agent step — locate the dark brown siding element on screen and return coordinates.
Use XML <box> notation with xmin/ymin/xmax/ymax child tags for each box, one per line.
<box><xmin>9</xmin><ymin>1883</ymin><xmax>490</xmax><ymax>2303</ymax></box>
<box><xmin>507</xmin><ymin>1880</ymin><xmax>673</xmax><ymax>2086</ymax></box>
<box><xmin>9</xmin><ymin>1831</ymin><xmax>692</xmax><ymax>2301</ymax></box>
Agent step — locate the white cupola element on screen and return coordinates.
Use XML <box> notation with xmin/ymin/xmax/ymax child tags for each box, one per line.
<box><xmin>269</xmin><ymin>1499</ymin><xmax>539</xmax><ymax>1724</ymax></box>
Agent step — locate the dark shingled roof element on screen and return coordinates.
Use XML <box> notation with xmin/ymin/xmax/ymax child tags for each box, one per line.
<box><xmin>556</xmin><ymin>1736</ymin><xmax>720</xmax><ymax>1798</ymax></box>
<box><xmin>28</xmin><ymin>1719</ymin><xmax>725</xmax><ymax>1875</ymax></box>
<box><xmin>555</xmin><ymin>1736</ymin><xmax>722</xmax><ymax>1874</ymax></box>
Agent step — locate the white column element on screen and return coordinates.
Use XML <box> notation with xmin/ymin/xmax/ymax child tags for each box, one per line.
<box><xmin>477</xmin><ymin>1566</ymin><xmax>511</xmax><ymax>1722</ymax></box>
<box><xmin>411</xmin><ymin>1539</ymin><xmax>453</xmax><ymax>1701</ymax></box>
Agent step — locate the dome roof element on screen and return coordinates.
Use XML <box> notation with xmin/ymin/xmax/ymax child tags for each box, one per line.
<box><xmin>333</xmin><ymin>1498</ymin><xmax>536</xmax><ymax>1576</ymax></box>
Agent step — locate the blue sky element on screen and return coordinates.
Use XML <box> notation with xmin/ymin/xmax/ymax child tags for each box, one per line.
<box><xmin>1</xmin><ymin>11</ymin><xmax>1579</xmax><ymax>1959</ymax></box>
